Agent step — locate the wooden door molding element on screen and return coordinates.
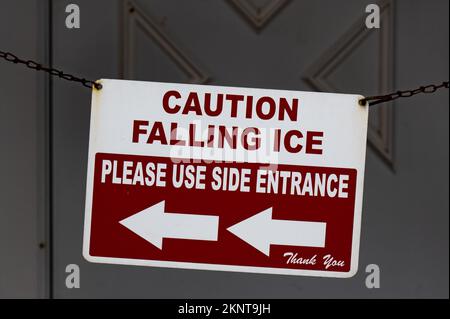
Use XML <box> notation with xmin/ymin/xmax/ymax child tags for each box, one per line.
<box><xmin>121</xmin><ymin>0</ymin><xmax>209</xmax><ymax>83</ymax></box>
<box><xmin>227</xmin><ymin>0</ymin><xmax>291</xmax><ymax>31</ymax></box>
<box><xmin>303</xmin><ymin>0</ymin><xmax>395</xmax><ymax>168</ymax></box>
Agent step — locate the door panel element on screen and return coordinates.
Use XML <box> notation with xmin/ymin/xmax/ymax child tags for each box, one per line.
<box><xmin>51</xmin><ymin>0</ymin><xmax>449</xmax><ymax>298</ymax></box>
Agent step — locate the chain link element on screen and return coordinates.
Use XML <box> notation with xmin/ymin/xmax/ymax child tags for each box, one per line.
<box><xmin>0</xmin><ymin>50</ymin><xmax>102</xmax><ymax>90</ymax></box>
<box><xmin>360</xmin><ymin>81</ymin><xmax>449</xmax><ymax>106</ymax></box>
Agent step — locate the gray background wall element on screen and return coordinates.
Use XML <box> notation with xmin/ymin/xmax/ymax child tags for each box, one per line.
<box><xmin>0</xmin><ymin>0</ymin><xmax>448</xmax><ymax>298</ymax></box>
<box><xmin>0</xmin><ymin>0</ymin><xmax>49</xmax><ymax>298</ymax></box>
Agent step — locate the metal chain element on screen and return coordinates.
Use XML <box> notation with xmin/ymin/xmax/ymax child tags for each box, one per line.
<box><xmin>0</xmin><ymin>50</ymin><xmax>102</xmax><ymax>90</ymax></box>
<box><xmin>2</xmin><ymin>50</ymin><xmax>448</xmax><ymax>103</ymax></box>
<box><xmin>360</xmin><ymin>81</ymin><xmax>449</xmax><ymax>106</ymax></box>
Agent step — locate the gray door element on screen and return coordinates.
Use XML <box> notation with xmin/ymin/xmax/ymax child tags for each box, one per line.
<box><xmin>43</xmin><ymin>0</ymin><xmax>450</xmax><ymax>297</ymax></box>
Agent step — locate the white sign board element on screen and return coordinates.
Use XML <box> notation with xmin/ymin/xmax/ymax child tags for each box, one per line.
<box><xmin>83</xmin><ymin>79</ymin><xmax>368</xmax><ymax>277</ymax></box>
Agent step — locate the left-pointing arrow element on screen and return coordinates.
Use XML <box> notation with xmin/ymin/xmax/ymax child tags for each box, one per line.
<box><xmin>227</xmin><ymin>207</ymin><xmax>326</xmax><ymax>256</ymax></box>
<box><xmin>119</xmin><ymin>201</ymin><xmax>219</xmax><ymax>249</ymax></box>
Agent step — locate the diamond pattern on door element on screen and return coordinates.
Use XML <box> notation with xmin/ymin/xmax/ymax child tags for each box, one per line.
<box><xmin>303</xmin><ymin>0</ymin><xmax>395</xmax><ymax>167</ymax></box>
<box><xmin>121</xmin><ymin>0</ymin><xmax>209</xmax><ymax>83</ymax></box>
<box><xmin>228</xmin><ymin>0</ymin><xmax>291</xmax><ymax>30</ymax></box>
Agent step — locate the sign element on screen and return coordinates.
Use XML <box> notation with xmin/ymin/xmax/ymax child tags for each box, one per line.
<box><xmin>83</xmin><ymin>79</ymin><xmax>368</xmax><ymax>277</ymax></box>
